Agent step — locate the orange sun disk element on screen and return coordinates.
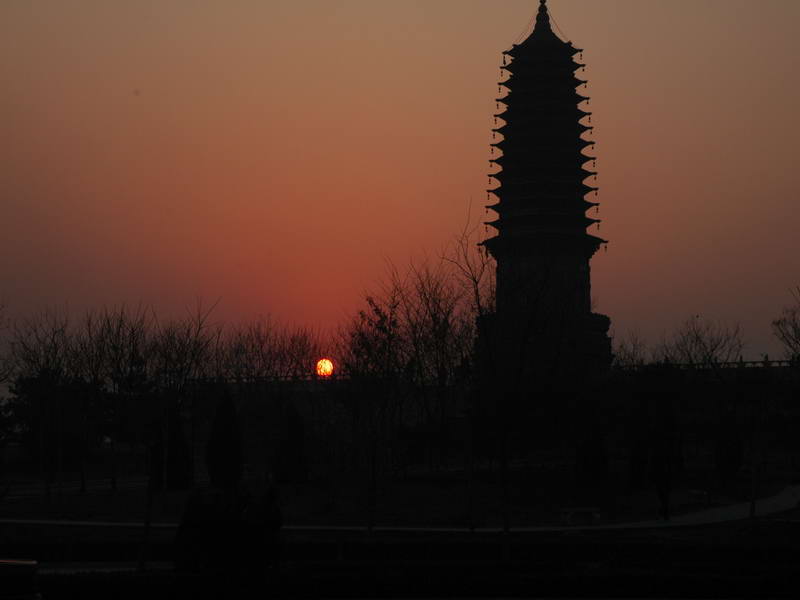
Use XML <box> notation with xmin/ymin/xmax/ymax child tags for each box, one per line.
<box><xmin>316</xmin><ymin>358</ymin><xmax>334</xmax><ymax>378</ymax></box>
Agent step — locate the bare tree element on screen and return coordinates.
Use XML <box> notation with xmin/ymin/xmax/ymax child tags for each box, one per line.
<box><xmin>653</xmin><ymin>316</ymin><xmax>744</xmax><ymax>365</ymax></box>
<box><xmin>11</xmin><ymin>310</ymin><xmax>70</xmax><ymax>379</ymax></box>
<box><xmin>277</xmin><ymin>326</ymin><xmax>324</xmax><ymax>379</ymax></box>
<box><xmin>67</xmin><ymin>310</ymin><xmax>112</xmax><ymax>492</ymax></box>
<box><xmin>612</xmin><ymin>330</ymin><xmax>648</xmax><ymax>368</ymax></box>
<box><xmin>150</xmin><ymin>302</ymin><xmax>217</xmax><ymax>395</ymax></box>
<box><xmin>0</xmin><ymin>303</ymin><xmax>11</xmax><ymax>385</ymax></box>
<box><xmin>444</xmin><ymin>221</ymin><xmax>496</xmax><ymax>320</ymax></box>
<box><xmin>100</xmin><ymin>306</ymin><xmax>158</xmax><ymax>489</ymax></box>
<box><xmin>772</xmin><ymin>287</ymin><xmax>800</xmax><ymax>360</ymax></box>
<box><xmin>9</xmin><ymin>310</ymin><xmax>71</xmax><ymax>498</ymax></box>
<box><xmin>338</xmin><ymin>269</ymin><xmax>405</xmax><ymax>381</ymax></box>
<box><xmin>340</xmin><ymin>256</ymin><xmax>474</xmax><ymax>396</ymax></box>
<box><xmin>211</xmin><ymin>318</ymin><xmax>323</xmax><ymax>381</ymax></box>
<box><xmin>337</xmin><ymin>268</ymin><xmax>405</xmax><ymax>528</ymax></box>
<box><xmin>0</xmin><ymin>303</ymin><xmax>11</xmax><ymax>452</ymax></box>
<box><xmin>148</xmin><ymin>302</ymin><xmax>219</xmax><ymax>490</ymax></box>
<box><xmin>335</xmin><ymin>255</ymin><xmax>480</xmax><ymax>526</ymax></box>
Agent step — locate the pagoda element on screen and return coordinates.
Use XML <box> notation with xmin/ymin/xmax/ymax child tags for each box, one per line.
<box><xmin>481</xmin><ymin>0</ymin><xmax>612</xmax><ymax>382</ymax></box>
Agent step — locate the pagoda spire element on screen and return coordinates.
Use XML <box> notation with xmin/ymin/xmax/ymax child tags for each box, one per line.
<box><xmin>512</xmin><ymin>0</ymin><xmax>563</xmax><ymax>46</ymax></box>
<box><xmin>536</xmin><ymin>0</ymin><xmax>551</xmax><ymax>32</ymax></box>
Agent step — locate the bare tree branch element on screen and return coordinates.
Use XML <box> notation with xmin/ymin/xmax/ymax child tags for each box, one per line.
<box><xmin>772</xmin><ymin>287</ymin><xmax>800</xmax><ymax>360</ymax></box>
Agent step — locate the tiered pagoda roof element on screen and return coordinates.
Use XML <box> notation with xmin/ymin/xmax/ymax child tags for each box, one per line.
<box><xmin>482</xmin><ymin>0</ymin><xmax>606</xmax><ymax>258</ymax></box>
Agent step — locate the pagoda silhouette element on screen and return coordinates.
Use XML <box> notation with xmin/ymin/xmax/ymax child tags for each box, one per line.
<box><xmin>480</xmin><ymin>0</ymin><xmax>612</xmax><ymax>385</ymax></box>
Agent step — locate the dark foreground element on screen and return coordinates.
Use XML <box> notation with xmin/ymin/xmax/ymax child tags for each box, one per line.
<box><xmin>34</xmin><ymin>564</ymin><xmax>800</xmax><ymax>600</ymax></box>
<box><xmin>5</xmin><ymin>518</ymin><xmax>800</xmax><ymax>598</ymax></box>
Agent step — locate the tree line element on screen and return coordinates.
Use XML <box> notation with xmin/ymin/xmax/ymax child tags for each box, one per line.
<box><xmin>0</xmin><ymin>304</ymin><xmax>326</xmax><ymax>491</ymax></box>
<box><xmin>0</xmin><ymin>229</ymin><xmax>494</xmax><ymax>491</ymax></box>
<box><xmin>1</xmin><ymin>235</ymin><xmax>799</xmax><ymax>501</ymax></box>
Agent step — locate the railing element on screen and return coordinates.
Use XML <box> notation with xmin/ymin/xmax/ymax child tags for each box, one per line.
<box><xmin>185</xmin><ymin>360</ymin><xmax>797</xmax><ymax>385</ymax></box>
<box><xmin>188</xmin><ymin>374</ymin><xmax>351</xmax><ymax>385</ymax></box>
<box><xmin>615</xmin><ymin>359</ymin><xmax>795</xmax><ymax>372</ymax></box>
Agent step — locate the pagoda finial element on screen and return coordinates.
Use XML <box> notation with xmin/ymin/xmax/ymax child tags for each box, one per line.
<box><xmin>535</xmin><ymin>0</ymin><xmax>552</xmax><ymax>32</ymax></box>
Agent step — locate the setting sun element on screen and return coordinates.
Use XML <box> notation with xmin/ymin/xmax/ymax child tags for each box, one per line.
<box><xmin>316</xmin><ymin>358</ymin><xmax>334</xmax><ymax>378</ymax></box>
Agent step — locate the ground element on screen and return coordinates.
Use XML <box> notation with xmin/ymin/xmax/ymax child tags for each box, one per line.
<box><xmin>0</xmin><ymin>454</ymin><xmax>788</xmax><ymax>528</ymax></box>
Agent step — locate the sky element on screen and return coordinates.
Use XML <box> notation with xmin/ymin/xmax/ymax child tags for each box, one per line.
<box><xmin>2</xmin><ymin>0</ymin><xmax>798</xmax><ymax>358</ymax></box>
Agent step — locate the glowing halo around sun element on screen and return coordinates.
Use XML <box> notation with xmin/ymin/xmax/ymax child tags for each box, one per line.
<box><xmin>316</xmin><ymin>358</ymin><xmax>335</xmax><ymax>378</ymax></box>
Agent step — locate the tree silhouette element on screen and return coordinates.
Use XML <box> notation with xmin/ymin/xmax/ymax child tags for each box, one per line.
<box><xmin>772</xmin><ymin>287</ymin><xmax>800</xmax><ymax>360</ymax></box>
<box><xmin>612</xmin><ymin>330</ymin><xmax>647</xmax><ymax>368</ymax></box>
<box><xmin>653</xmin><ymin>316</ymin><xmax>743</xmax><ymax>365</ymax></box>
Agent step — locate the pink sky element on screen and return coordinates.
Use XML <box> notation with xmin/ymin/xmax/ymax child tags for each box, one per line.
<box><xmin>2</xmin><ymin>0</ymin><xmax>798</xmax><ymax>357</ymax></box>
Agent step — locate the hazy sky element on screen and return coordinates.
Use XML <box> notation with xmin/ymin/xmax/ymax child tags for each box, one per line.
<box><xmin>2</xmin><ymin>0</ymin><xmax>798</xmax><ymax>357</ymax></box>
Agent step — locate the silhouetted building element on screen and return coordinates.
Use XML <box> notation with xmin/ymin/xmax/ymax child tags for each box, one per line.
<box><xmin>481</xmin><ymin>0</ymin><xmax>612</xmax><ymax>382</ymax></box>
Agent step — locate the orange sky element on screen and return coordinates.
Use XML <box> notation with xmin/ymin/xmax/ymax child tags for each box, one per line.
<box><xmin>2</xmin><ymin>0</ymin><xmax>798</xmax><ymax>357</ymax></box>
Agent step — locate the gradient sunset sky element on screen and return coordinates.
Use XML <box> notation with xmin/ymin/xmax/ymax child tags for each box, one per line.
<box><xmin>2</xmin><ymin>0</ymin><xmax>798</xmax><ymax>357</ymax></box>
